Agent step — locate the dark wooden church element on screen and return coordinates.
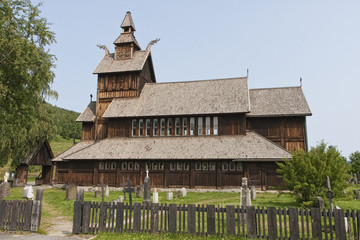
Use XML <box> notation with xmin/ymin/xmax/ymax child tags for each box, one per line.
<box><xmin>53</xmin><ymin>12</ymin><xmax>311</xmax><ymax>188</ymax></box>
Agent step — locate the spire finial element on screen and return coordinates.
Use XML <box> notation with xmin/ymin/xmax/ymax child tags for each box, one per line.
<box><xmin>90</xmin><ymin>94</ymin><xmax>93</xmax><ymax>102</ymax></box>
<box><xmin>121</xmin><ymin>11</ymin><xmax>136</xmax><ymax>32</ymax></box>
<box><xmin>247</xmin><ymin>68</ymin><xmax>249</xmax><ymax>77</ymax></box>
<box><xmin>300</xmin><ymin>77</ymin><xmax>302</xmax><ymax>87</ymax></box>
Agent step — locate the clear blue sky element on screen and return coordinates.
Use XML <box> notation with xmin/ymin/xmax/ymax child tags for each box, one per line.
<box><xmin>32</xmin><ymin>0</ymin><xmax>360</xmax><ymax>158</ymax></box>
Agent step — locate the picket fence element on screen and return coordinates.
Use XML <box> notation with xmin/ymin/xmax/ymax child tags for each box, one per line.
<box><xmin>0</xmin><ymin>189</ymin><xmax>43</xmax><ymax>232</ymax></box>
<box><xmin>73</xmin><ymin>201</ymin><xmax>360</xmax><ymax>239</ymax></box>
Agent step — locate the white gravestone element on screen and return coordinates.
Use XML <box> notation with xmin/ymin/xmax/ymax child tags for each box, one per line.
<box><xmin>4</xmin><ymin>172</ymin><xmax>9</xmax><ymax>182</ymax></box>
<box><xmin>153</xmin><ymin>188</ymin><xmax>159</xmax><ymax>203</ymax></box>
<box><xmin>22</xmin><ymin>185</ymin><xmax>34</xmax><ymax>199</ymax></box>
<box><xmin>250</xmin><ymin>186</ymin><xmax>256</xmax><ymax>200</ymax></box>
<box><xmin>166</xmin><ymin>192</ymin><xmax>173</xmax><ymax>200</ymax></box>
<box><xmin>181</xmin><ymin>187</ymin><xmax>187</xmax><ymax>197</ymax></box>
<box><xmin>105</xmin><ymin>185</ymin><xmax>109</xmax><ymax>197</ymax></box>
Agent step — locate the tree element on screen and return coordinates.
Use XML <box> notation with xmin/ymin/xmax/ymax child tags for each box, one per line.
<box><xmin>349</xmin><ymin>151</ymin><xmax>360</xmax><ymax>174</ymax></box>
<box><xmin>0</xmin><ymin>0</ymin><xmax>57</xmax><ymax>167</ymax></box>
<box><xmin>277</xmin><ymin>141</ymin><xmax>349</xmax><ymax>206</ymax></box>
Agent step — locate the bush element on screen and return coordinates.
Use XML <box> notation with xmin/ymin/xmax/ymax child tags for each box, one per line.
<box><xmin>277</xmin><ymin>141</ymin><xmax>349</xmax><ymax>206</ymax></box>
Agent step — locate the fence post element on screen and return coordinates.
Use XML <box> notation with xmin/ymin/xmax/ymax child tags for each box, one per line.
<box><xmin>0</xmin><ymin>200</ymin><xmax>6</xmax><ymax>230</ymax></box>
<box><xmin>10</xmin><ymin>200</ymin><xmax>19</xmax><ymax>231</ymax></box>
<box><xmin>311</xmin><ymin>208</ymin><xmax>322</xmax><ymax>240</ymax></box>
<box><xmin>81</xmin><ymin>201</ymin><xmax>91</xmax><ymax>234</ymax></box>
<box><xmin>35</xmin><ymin>189</ymin><xmax>44</xmax><ymax>228</ymax></box>
<box><xmin>72</xmin><ymin>201</ymin><xmax>82</xmax><ymax>234</ymax></box>
<box><xmin>246</xmin><ymin>206</ymin><xmax>257</xmax><ymax>239</ymax></box>
<box><xmin>30</xmin><ymin>200</ymin><xmax>41</xmax><ymax>232</ymax></box>
<box><xmin>187</xmin><ymin>204</ymin><xmax>196</xmax><ymax>234</ymax></box>
<box><xmin>133</xmin><ymin>203</ymin><xmax>141</xmax><ymax>233</ymax></box>
<box><xmin>151</xmin><ymin>203</ymin><xmax>159</xmax><ymax>233</ymax></box>
<box><xmin>207</xmin><ymin>205</ymin><xmax>215</xmax><ymax>235</ymax></box>
<box><xmin>226</xmin><ymin>205</ymin><xmax>235</xmax><ymax>236</ymax></box>
<box><xmin>334</xmin><ymin>208</ymin><xmax>346</xmax><ymax>240</ymax></box>
<box><xmin>116</xmin><ymin>202</ymin><xmax>124</xmax><ymax>233</ymax></box>
<box><xmin>268</xmin><ymin>207</ymin><xmax>277</xmax><ymax>240</ymax></box>
<box><xmin>98</xmin><ymin>202</ymin><xmax>107</xmax><ymax>232</ymax></box>
<box><xmin>289</xmin><ymin>207</ymin><xmax>299</xmax><ymax>240</ymax></box>
<box><xmin>169</xmin><ymin>204</ymin><xmax>177</xmax><ymax>234</ymax></box>
<box><xmin>23</xmin><ymin>200</ymin><xmax>33</xmax><ymax>231</ymax></box>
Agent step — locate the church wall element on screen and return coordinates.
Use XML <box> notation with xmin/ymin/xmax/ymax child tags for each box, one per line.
<box><xmin>81</xmin><ymin>122</ymin><xmax>95</xmax><ymax>140</ymax></box>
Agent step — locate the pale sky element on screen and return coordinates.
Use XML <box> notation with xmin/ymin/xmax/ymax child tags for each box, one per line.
<box><xmin>32</xmin><ymin>0</ymin><xmax>360</xmax><ymax>158</ymax></box>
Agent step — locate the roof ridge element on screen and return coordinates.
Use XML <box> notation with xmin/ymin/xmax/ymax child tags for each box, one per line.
<box><xmin>250</xmin><ymin>86</ymin><xmax>301</xmax><ymax>91</ymax></box>
<box><xmin>145</xmin><ymin>76</ymin><xmax>248</xmax><ymax>86</ymax></box>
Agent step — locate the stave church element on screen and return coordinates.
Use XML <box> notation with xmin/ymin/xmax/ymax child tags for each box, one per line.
<box><xmin>53</xmin><ymin>12</ymin><xmax>311</xmax><ymax>189</ymax></box>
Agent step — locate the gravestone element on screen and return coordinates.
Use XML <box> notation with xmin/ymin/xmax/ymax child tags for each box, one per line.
<box><xmin>3</xmin><ymin>172</ymin><xmax>9</xmax><ymax>182</ymax></box>
<box><xmin>105</xmin><ymin>185</ymin><xmax>109</xmax><ymax>197</ymax></box>
<box><xmin>153</xmin><ymin>188</ymin><xmax>159</xmax><ymax>203</ymax></box>
<box><xmin>136</xmin><ymin>184</ymin><xmax>144</xmax><ymax>198</ymax></box>
<box><xmin>315</xmin><ymin>197</ymin><xmax>325</xmax><ymax>209</ymax></box>
<box><xmin>76</xmin><ymin>189</ymin><xmax>84</xmax><ymax>203</ymax></box>
<box><xmin>250</xmin><ymin>186</ymin><xmax>256</xmax><ymax>200</ymax></box>
<box><xmin>66</xmin><ymin>184</ymin><xmax>77</xmax><ymax>200</ymax></box>
<box><xmin>175</xmin><ymin>191</ymin><xmax>181</xmax><ymax>199</ymax></box>
<box><xmin>23</xmin><ymin>185</ymin><xmax>34</xmax><ymax>199</ymax></box>
<box><xmin>354</xmin><ymin>190</ymin><xmax>360</xmax><ymax>200</ymax></box>
<box><xmin>124</xmin><ymin>179</ymin><xmax>135</xmax><ymax>206</ymax></box>
<box><xmin>181</xmin><ymin>187</ymin><xmax>187</xmax><ymax>197</ymax></box>
<box><xmin>143</xmin><ymin>169</ymin><xmax>152</xmax><ymax>205</ymax></box>
<box><xmin>240</xmin><ymin>177</ymin><xmax>251</xmax><ymax>207</ymax></box>
<box><xmin>167</xmin><ymin>192</ymin><xmax>173</xmax><ymax>200</ymax></box>
<box><xmin>95</xmin><ymin>190</ymin><xmax>101</xmax><ymax>198</ymax></box>
<box><xmin>0</xmin><ymin>182</ymin><xmax>10</xmax><ymax>199</ymax></box>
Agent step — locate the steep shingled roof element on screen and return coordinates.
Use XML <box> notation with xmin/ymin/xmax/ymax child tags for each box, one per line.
<box><xmin>76</xmin><ymin>102</ymin><xmax>96</xmax><ymax>122</ymax></box>
<box><xmin>103</xmin><ymin>77</ymin><xmax>250</xmax><ymax>118</ymax></box>
<box><xmin>52</xmin><ymin>141</ymin><xmax>95</xmax><ymax>162</ymax></box>
<box><xmin>248</xmin><ymin>87</ymin><xmax>312</xmax><ymax>117</ymax></box>
<box><xmin>60</xmin><ymin>131</ymin><xmax>291</xmax><ymax>161</ymax></box>
<box><xmin>93</xmin><ymin>51</ymin><xmax>150</xmax><ymax>74</ymax></box>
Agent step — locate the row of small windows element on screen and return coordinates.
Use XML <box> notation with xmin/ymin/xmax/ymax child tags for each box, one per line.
<box><xmin>132</xmin><ymin>117</ymin><xmax>218</xmax><ymax>137</ymax></box>
<box><xmin>99</xmin><ymin>161</ymin><xmax>243</xmax><ymax>172</ymax></box>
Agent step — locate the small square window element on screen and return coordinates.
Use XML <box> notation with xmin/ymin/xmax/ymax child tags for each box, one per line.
<box><xmin>237</xmin><ymin>163</ymin><xmax>243</xmax><ymax>171</ymax></box>
<box><xmin>184</xmin><ymin>162</ymin><xmax>189</xmax><ymax>171</ymax></box>
<box><xmin>210</xmin><ymin>162</ymin><xmax>216</xmax><ymax>171</ymax></box>
<box><xmin>229</xmin><ymin>162</ymin><xmax>235</xmax><ymax>171</ymax></box>
<box><xmin>134</xmin><ymin>162</ymin><xmax>140</xmax><ymax>170</ymax></box>
<box><xmin>170</xmin><ymin>162</ymin><xmax>176</xmax><ymax>171</ymax></box>
<box><xmin>177</xmin><ymin>162</ymin><xmax>182</xmax><ymax>171</ymax></box>
<box><xmin>222</xmin><ymin>162</ymin><xmax>228</xmax><ymax>171</ymax></box>
<box><xmin>111</xmin><ymin>162</ymin><xmax>116</xmax><ymax>170</ymax></box>
<box><xmin>99</xmin><ymin>162</ymin><xmax>104</xmax><ymax>170</ymax></box>
<box><xmin>202</xmin><ymin>162</ymin><xmax>208</xmax><ymax>171</ymax></box>
<box><xmin>195</xmin><ymin>162</ymin><xmax>201</xmax><ymax>171</ymax></box>
<box><xmin>152</xmin><ymin>162</ymin><xmax>157</xmax><ymax>170</ymax></box>
<box><xmin>105</xmin><ymin>162</ymin><xmax>111</xmax><ymax>170</ymax></box>
<box><xmin>159</xmin><ymin>162</ymin><xmax>164</xmax><ymax>170</ymax></box>
<box><xmin>128</xmin><ymin>162</ymin><xmax>133</xmax><ymax>170</ymax></box>
<box><xmin>122</xmin><ymin>162</ymin><xmax>127</xmax><ymax>170</ymax></box>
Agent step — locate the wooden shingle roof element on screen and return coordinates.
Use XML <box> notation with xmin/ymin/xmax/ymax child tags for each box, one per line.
<box><xmin>76</xmin><ymin>102</ymin><xmax>96</xmax><ymax>122</ymax></box>
<box><xmin>52</xmin><ymin>141</ymin><xmax>95</xmax><ymax>162</ymax></box>
<box><xmin>248</xmin><ymin>87</ymin><xmax>312</xmax><ymax>117</ymax></box>
<box><xmin>103</xmin><ymin>77</ymin><xmax>250</xmax><ymax>118</ymax></box>
<box><xmin>58</xmin><ymin>131</ymin><xmax>291</xmax><ymax>161</ymax></box>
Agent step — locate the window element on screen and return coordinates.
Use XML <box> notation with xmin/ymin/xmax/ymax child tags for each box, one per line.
<box><xmin>159</xmin><ymin>162</ymin><xmax>164</xmax><ymax>170</ymax></box>
<box><xmin>177</xmin><ymin>162</ymin><xmax>182</xmax><ymax>170</ymax></box>
<box><xmin>128</xmin><ymin>162</ymin><xmax>133</xmax><ymax>170</ymax></box>
<box><xmin>134</xmin><ymin>162</ymin><xmax>140</xmax><ymax>170</ymax></box>
<box><xmin>139</xmin><ymin>119</ymin><xmax>144</xmax><ymax>136</ymax></box>
<box><xmin>170</xmin><ymin>162</ymin><xmax>176</xmax><ymax>171</ymax></box>
<box><xmin>152</xmin><ymin>162</ymin><xmax>157</xmax><ymax>170</ymax></box>
<box><xmin>198</xmin><ymin>117</ymin><xmax>203</xmax><ymax>135</ymax></box>
<box><xmin>229</xmin><ymin>162</ymin><xmax>235</xmax><ymax>171</ymax></box>
<box><xmin>121</xmin><ymin>162</ymin><xmax>127</xmax><ymax>170</ymax></box>
<box><xmin>160</xmin><ymin>119</ymin><xmax>165</xmax><ymax>136</ymax></box>
<box><xmin>184</xmin><ymin>162</ymin><xmax>189</xmax><ymax>171</ymax></box>
<box><xmin>111</xmin><ymin>162</ymin><xmax>117</xmax><ymax>170</ymax></box>
<box><xmin>237</xmin><ymin>163</ymin><xmax>243</xmax><ymax>171</ymax></box>
<box><xmin>190</xmin><ymin>118</ymin><xmax>195</xmax><ymax>135</ymax></box>
<box><xmin>202</xmin><ymin>162</ymin><xmax>208</xmax><ymax>171</ymax></box>
<box><xmin>167</xmin><ymin>118</ymin><xmax>172</xmax><ymax>135</ymax></box>
<box><xmin>213</xmin><ymin>117</ymin><xmax>218</xmax><ymax>135</ymax></box>
<box><xmin>146</xmin><ymin>119</ymin><xmax>151</xmax><ymax>136</ymax></box>
<box><xmin>206</xmin><ymin>117</ymin><xmax>211</xmax><ymax>135</ymax></box>
<box><xmin>146</xmin><ymin>162</ymin><xmax>150</xmax><ymax>170</ymax></box>
<box><xmin>175</xmin><ymin>118</ymin><xmax>180</xmax><ymax>135</ymax></box>
<box><xmin>99</xmin><ymin>162</ymin><xmax>104</xmax><ymax>170</ymax></box>
<box><xmin>210</xmin><ymin>162</ymin><xmax>216</xmax><ymax>171</ymax></box>
<box><xmin>105</xmin><ymin>162</ymin><xmax>111</xmax><ymax>170</ymax></box>
<box><xmin>153</xmin><ymin>119</ymin><xmax>158</xmax><ymax>136</ymax></box>
<box><xmin>132</xmin><ymin>119</ymin><xmax>137</xmax><ymax>136</ymax></box>
<box><xmin>222</xmin><ymin>162</ymin><xmax>228</xmax><ymax>171</ymax></box>
<box><xmin>195</xmin><ymin>162</ymin><xmax>201</xmax><ymax>171</ymax></box>
<box><xmin>183</xmin><ymin>118</ymin><xmax>187</xmax><ymax>135</ymax></box>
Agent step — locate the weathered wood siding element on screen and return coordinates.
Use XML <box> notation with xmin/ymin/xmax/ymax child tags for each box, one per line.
<box><xmin>219</xmin><ymin>114</ymin><xmax>246</xmax><ymax>135</ymax></box>
<box><xmin>81</xmin><ymin>122</ymin><xmax>95</xmax><ymax>141</ymax></box>
<box><xmin>107</xmin><ymin>118</ymin><xmax>130</xmax><ymax>138</ymax></box>
<box><xmin>246</xmin><ymin>116</ymin><xmax>307</xmax><ymax>152</ymax></box>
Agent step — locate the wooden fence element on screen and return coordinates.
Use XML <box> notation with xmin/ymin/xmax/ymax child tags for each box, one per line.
<box><xmin>0</xmin><ymin>189</ymin><xmax>43</xmax><ymax>232</ymax></box>
<box><xmin>73</xmin><ymin>201</ymin><xmax>360</xmax><ymax>239</ymax></box>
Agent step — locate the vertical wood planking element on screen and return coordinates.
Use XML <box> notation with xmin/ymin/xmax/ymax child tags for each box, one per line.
<box><xmin>289</xmin><ymin>207</ymin><xmax>299</xmax><ymax>240</ymax></box>
<box><xmin>334</xmin><ymin>208</ymin><xmax>346</xmax><ymax>240</ymax></box>
<box><xmin>268</xmin><ymin>207</ymin><xmax>277</xmax><ymax>240</ymax></box>
<box><xmin>226</xmin><ymin>205</ymin><xmax>235</xmax><ymax>236</ymax></box>
<box><xmin>82</xmin><ymin>201</ymin><xmax>91</xmax><ymax>234</ymax></box>
<box><xmin>23</xmin><ymin>200</ymin><xmax>33</xmax><ymax>231</ymax></box>
<box><xmin>133</xmin><ymin>203</ymin><xmax>141</xmax><ymax>233</ymax></box>
<box><xmin>10</xmin><ymin>200</ymin><xmax>19</xmax><ymax>231</ymax></box>
<box><xmin>187</xmin><ymin>204</ymin><xmax>196</xmax><ymax>234</ymax></box>
<box><xmin>207</xmin><ymin>205</ymin><xmax>215</xmax><ymax>235</ymax></box>
<box><xmin>0</xmin><ymin>200</ymin><xmax>6</xmax><ymax>229</ymax></box>
<box><xmin>116</xmin><ymin>202</ymin><xmax>124</xmax><ymax>233</ymax></box>
<box><xmin>311</xmin><ymin>208</ymin><xmax>322</xmax><ymax>240</ymax></box>
<box><xmin>246</xmin><ymin>206</ymin><xmax>257</xmax><ymax>239</ymax></box>
<box><xmin>98</xmin><ymin>202</ymin><xmax>106</xmax><ymax>232</ymax></box>
<box><xmin>323</xmin><ymin>208</ymin><xmax>328</xmax><ymax>240</ymax></box>
<box><xmin>169</xmin><ymin>204</ymin><xmax>177</xmax><ymax>234</ymax></box>
<box><xmin>151</xmin><ymin>203</ymin><xmax>159</xmax><ymax>233</ymax></box>
<box><xmin>73</xmin><ymin>201</ymin><xmax>82</xmax><ymax>234</ymax></box>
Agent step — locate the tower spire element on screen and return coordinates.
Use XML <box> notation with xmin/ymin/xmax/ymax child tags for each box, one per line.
<box><xmin>121</xmin><ymin>11</ymin><xmax>136</xmax><ymax>32</ymax></box>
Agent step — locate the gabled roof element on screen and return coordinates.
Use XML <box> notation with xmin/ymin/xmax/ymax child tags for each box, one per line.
<box><xmin>93</xmin><ymin>51</ymin><xmax>150</xmax><ymax>74</ymax></box>
<box><xmin>113</xmin><ymin>33</ymin><xmax>141</xmax><ymax>49</ymax></box>
<box><xmin>22</xmin><ymin>139</ymin><xmax>54</xmax><ymax>166</ymax></box>
<box><xmin>59</xmin><ymin>131</ymin><xmax>291</xmax><ymax>161</ymax></box>
<box><xmin>52</xmin><ymin>141</ymin><xmax>95</xmax><ymax>162</ymax></box>
<box><xmin>76</xmin><ymin>101</ymin><xmax>96</xmax><ymax>122</ymax></box>
<box><xmin>248</xmin><ymin>87</ymin><xmax>312</xmax><ymax>117</ymax></box>
<box><xmin>103</xmin><ymin>77</ymin><xmax>250</xmax><ymax>118</ymax></box>
<box><xmin>121</xmin><ymin>11</ymin><xmax>136</xmax><ymax>31</ymax></box>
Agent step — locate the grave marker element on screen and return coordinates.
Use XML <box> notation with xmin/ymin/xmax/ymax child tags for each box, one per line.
<box><xmin>136</xmin><ymin>184</ymin><xmax>144</xmax><ymax>198</ymax></box>
<box><xmin>23</xmin><ymin>185</ymin><xmax>34</xmax><ymax>199</ymax></box>
<box><xmin>105</xmin><ymin>185</ymin><xmax>109</xmax><ymax>197</ymax></box>
<box><xmin>124</xmin><ymin>179</ymin><xmax>135</xmax><ymax>206</ymax></box>
<box><xmin>167</xmin><ymin>192</ymin><xmax>173</xmax><ymax>200</ymax></box>
<box><xmin>153</xmin><ymin>188</ymin><xmax>159</xmax><ymax>203</ymax></box>
<box><xmin>66</xmin><ymin>184</ymin><xmax>77</xmax><ymax>200</ymax></box>
<box><xmin>250</xmin><ymin>186</ymin><xmax>256</xmax><ymax>200</ymax></box>
<box><xmin>0</xmin><ymin>182</ymin><xmax>10</xmax><ymax>199</ymax></box>
<box><xmin>181</xmin><ymin>187</ymin><xmax>187</xmax><ymax>197</ymax></box>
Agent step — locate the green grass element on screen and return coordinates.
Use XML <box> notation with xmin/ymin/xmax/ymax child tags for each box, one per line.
<box><xmin>50</xmin><ymin>136</ymin><xmax>80</xmax><ymax>157</ymax></box>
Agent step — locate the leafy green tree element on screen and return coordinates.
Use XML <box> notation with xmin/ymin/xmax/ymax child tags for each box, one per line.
<box><xmin>0</xmin><ymin>0</ymin><xmax>57</xmax><ymax>167</ymax></box>
<box><xmin>277</xmin><ymin>141</ymin><xmax>349</xmax><ymax>206</ymax></box>
<box><xmin>349</xmin><ymin>151</ymin><xmax>360</xmax><ymax>174</ymax></box>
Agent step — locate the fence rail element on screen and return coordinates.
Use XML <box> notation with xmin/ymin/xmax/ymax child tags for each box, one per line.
<box><xmin>73</xmin><ymin>201</ymin><xmax>360</xmax><ymax>239</ymax></box>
